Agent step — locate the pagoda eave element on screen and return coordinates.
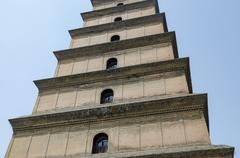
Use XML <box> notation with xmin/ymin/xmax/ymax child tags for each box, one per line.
<box><xmin>54</xmin><ymin>32</ymin><xmax>177</xmax><ymax>61</ymax></box>
<box><xmin>34</xmin><ymin>58</ymin><xmax>192</xmax><ymax>93</ymax></box>
<box><xmin>70</xmin><ymin>13</ymin><xmax>167</xmax><ymax>38</ymax></box>
<box><xmin>90</xmin><ymin>145</ymin><xmax>234</xmax><ymax>158</ymax></box>
<box><xmin>90</xmin><ymin>0</ymin><xmax>122</xmax><ymax>7</ymax></box>
<box><xmin>65</xmin><ymin>145</ymin><xmax>234</xmax><ymax>158</ymax></box>
<box><xmin>10</xmin><ymin>93</ymin><xmax>208</xmax><ymax>135</ymax></box>
<box><xmin>82</xmin><ymin>0</ymin><xmax>159</xmax><ymax>21</ymax></box>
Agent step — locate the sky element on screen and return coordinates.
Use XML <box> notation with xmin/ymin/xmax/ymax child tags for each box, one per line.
<box><xmin>0</xmin><ymin>0</ymin><xmax>239</xmax><ymax>157</ymax></box>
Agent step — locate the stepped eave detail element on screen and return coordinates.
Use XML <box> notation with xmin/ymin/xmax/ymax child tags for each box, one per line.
<box><xmin>54</xmin><ymin>32</ymin><xmax>177</xmax><ymax>60</ymax></box>
<box><xmin>82</xmin><ymin>0</ymin><xmax>159</xmax><ymax>21</ymax></box>
<box><xmin>70</xmin><ymin>13</ymin><xmax>167</xmax><ymax>38</ymax></box>
<box><xmin>115</xmin><ymin>145</ymin><xmax>234</xmax><ymax>158</ymax></box>
<box><xmin>10</xmin><ymin>93</ymin><xmax>208</xmax><ymax>134</ymax></box>
<box><xmin>90</xmin><ymin>0</ymin><xmax>125</xmax><ymax>6</ymax></box>
<box><xmin>34</xmin><ymin>58</ymin><xmax>192</xmax><ymax>93</ymax></box>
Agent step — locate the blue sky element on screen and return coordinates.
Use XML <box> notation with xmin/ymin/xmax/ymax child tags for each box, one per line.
<box><xmin>0</xmin><ymin>0</ymin><xmax>239</xmax><ymax>157</ymax></box>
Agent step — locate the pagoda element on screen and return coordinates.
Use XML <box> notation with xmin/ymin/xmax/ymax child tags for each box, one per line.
<box><xmin>5</xmin><ymin>0</ymin><xmax>234</xmax><ymax>158</ymax></box>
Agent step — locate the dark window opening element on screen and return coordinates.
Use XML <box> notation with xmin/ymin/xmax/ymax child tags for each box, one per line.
<box><xmin>92</xmin><ymin>133</ymin><xmax>108</xmax><ymax>154</ymax></box>
<box><xmin>100</xmin><ymin>89</ymin><xmax>114</xmax><ymax>104</ymax></box>
<box><xmin>117</xmin><ymin>3</ymin><xmax>124</xmax><ymax>6</ymax></box>
<box><xmin>114</xmin><ymin>17</ymin><xmax>122</xmax><ymax>22</ymax></box>
<box><xmin>106</xmin><ymin>58</ymin><xmax>118</xmax><ymax>70</ymax></box>
<box><xmin>111</xmin><ymin>35</ymin><xmax>120</xmax><ymax>42</ymax></box>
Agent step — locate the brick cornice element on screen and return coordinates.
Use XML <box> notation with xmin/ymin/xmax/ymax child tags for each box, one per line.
<box><xmin>90</xmin><ymin>0</ymin><xmax>116</xmax><ymax>6</ymax></box>
<box><xmin>34</xmin><ymin>58</ymin><xmax>192</xmax><ymax>93</ymax></box>
<box><xmin>10</xmin><ymin>94</ymin><xmax>208</xmax><ymax>134</ymax></box>
<box><xmin>86</xmin><ymin>145</ymin><xmax>234</xmax><ymax>158</ymax></box>
<box><xmin>70</xmin><ymin>13</ymin><xmax>167</xmax><ymax>38</ymax></box>
<box><xmin>54</xmin><ymin>32</ymin><xmax>177</xmax><ymax>61</ymax></box>
<box><xmin>83</xmin><ymin>0</ymin><xmax>159</xmax><ymax>21</ymax></box>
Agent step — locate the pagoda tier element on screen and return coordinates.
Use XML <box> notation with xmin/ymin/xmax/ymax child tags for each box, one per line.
<box><xmin>82</xmin><ymin>0</ymin><xmax>159</xmax><ymax>22</ymax></box>
<box><xmin>5</xmin><ymin>0</ymin><xmax>234</xmax><ymax>158</ymax></box>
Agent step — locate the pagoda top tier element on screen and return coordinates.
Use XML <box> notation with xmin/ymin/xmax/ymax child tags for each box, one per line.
<box><xmin>90</xmin><ymin>0</ymin><xmax>145</xmax><ymax>7</ymax></box>
<box><xmin>90</xmin><ymin>0</ymin><xmax>110</xmax><ymax>6</ymax></box>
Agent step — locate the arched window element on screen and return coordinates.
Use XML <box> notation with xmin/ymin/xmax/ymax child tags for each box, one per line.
<box><xmin>92</xmin><ymin>133</ymin><xmax>108</xmax><ymax>154</ymax></box>
<box><xmin>117</xmin><ymin>3</ymin><xmax>124</xmax><ymax>6</ymax></box>
<box><xmin>111</xmin><ymin>35</ymin><xmax>120</xmax><ymax>42</ymax></box>
<box><xmin>100</xmin><ymin>89</ymin><xmax>114</xmax><ymax>104</ymax></box>
<box><xmin>114</xmin><ymin>17</ymin><xmax>122</xmax><ymax>22</ymax></box>
<box><xmin>106</xmin><ymin>58</ymin><xmax>118</xmax><ymax>70</ymax></box>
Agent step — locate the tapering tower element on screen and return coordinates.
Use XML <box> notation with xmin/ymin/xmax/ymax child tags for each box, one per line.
<box><xmin>5</xmin><ymin>0</ymin><xmax>234</xmax><ymax>158</ymax></box>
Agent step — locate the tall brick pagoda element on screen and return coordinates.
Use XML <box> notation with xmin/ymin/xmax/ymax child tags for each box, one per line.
<box><xmin>5</xmin><ymin>0</ymin><xmax>234</xmax><ymax>158</ymax></box>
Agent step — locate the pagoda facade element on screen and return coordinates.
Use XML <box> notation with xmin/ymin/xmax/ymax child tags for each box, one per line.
<box><xmin>5</xmin><ymin>0</ymin><xmax>234</xmax><ymax>158</ymax></box>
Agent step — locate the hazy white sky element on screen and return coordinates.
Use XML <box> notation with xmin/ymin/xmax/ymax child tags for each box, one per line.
<box><xmin>0</xmin><ymin>0</ymin><xmax>239</xmax><ymax>157</ymax></box>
